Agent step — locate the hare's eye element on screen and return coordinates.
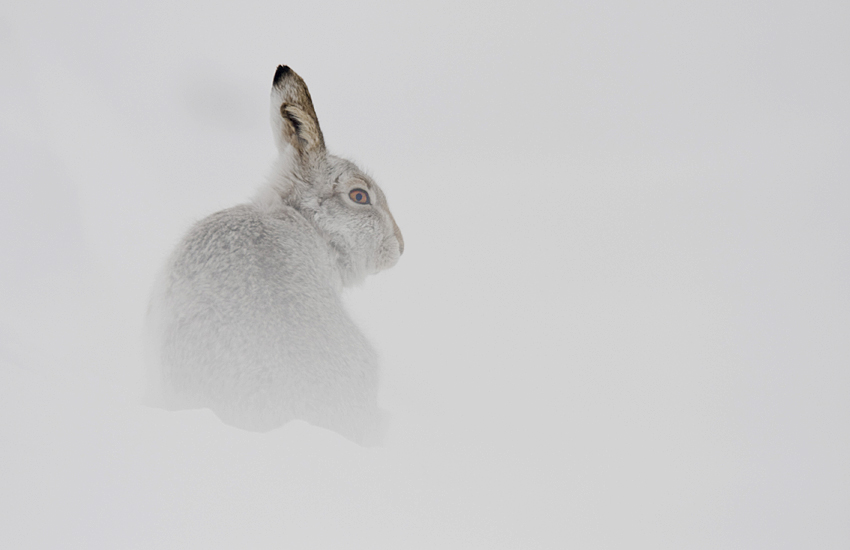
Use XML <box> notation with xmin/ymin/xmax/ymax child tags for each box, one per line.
<box><xmin>349</xmin><ymin>188</ymin><xmax>371</xmax><ymax>205</ymax></box>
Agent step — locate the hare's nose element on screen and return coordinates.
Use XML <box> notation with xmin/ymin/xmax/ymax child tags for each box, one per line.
<box><xmin>389</xmin><ymin>213</ymin><xmax>403</xmax><ymax>256</ymax></box>
<box><xmin>395</xmin><ymin>226</ymin><xmax>404</xmax><ymax>255</ymax></box>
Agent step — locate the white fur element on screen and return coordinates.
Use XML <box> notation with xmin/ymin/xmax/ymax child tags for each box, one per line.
<box><xmin>145</xmin><ymin>66</ymin><xmax>402</xmax><ymax>445</ymax></box>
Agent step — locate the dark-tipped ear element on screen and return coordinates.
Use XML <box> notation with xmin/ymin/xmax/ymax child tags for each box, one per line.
<box><xmin>270</xmin><ymin>65</ymin><xmax>325</xmax><ymax>158</ymax></box>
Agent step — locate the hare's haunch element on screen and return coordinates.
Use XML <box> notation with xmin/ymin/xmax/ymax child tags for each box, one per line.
<box><xmin>145</xmin><ymin>66</ymin><xmax>403</xmax><ymax>445</ymax></box>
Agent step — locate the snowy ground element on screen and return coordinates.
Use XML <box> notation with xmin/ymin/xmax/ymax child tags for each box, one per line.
<box><xmin>2</xmin><ymin>1</ymin><xmax>849</xmax><ymax>548</ymax></box>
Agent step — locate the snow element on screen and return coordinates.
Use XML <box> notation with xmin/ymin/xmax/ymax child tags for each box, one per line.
<box><xmin>2</xmin><ymin>1</ymin><xmax>849</xmax><ymax>548</ymax></box>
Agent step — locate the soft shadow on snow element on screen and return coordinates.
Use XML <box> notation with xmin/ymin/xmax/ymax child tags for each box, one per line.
<box><xmin>2</xmin><ymin>358</ymin><xmax>566</xmax><ymax>550</ymax></box>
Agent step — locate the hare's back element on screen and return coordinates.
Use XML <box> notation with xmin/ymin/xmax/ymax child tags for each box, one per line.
<box><xmin>164</xmin><ymin>203</ymin><xmax>344</xmax><ymax>369</ymax></box>
<box><xmin>159</xmin><ymin>203</ymin><xmax>373</xmax><ymax>412</ymax></box>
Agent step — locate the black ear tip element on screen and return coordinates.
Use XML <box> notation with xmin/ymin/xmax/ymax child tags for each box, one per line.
<box><xmin>273</xmin><ymin>65</ymin><xmax>291</xmax><ymax>86</ymax></box>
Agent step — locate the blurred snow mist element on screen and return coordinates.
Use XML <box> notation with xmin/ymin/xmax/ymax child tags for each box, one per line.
<box><xmin>2</xmin><ymin>1</ymin><xmax>848</xmax><ymax>548</ymax></box>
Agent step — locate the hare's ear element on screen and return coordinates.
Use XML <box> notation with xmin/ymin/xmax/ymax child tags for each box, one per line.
<box><xmin>270</xmin><ymin>65</ymin><xmax>326</xmax><ymax>159</ymax></box>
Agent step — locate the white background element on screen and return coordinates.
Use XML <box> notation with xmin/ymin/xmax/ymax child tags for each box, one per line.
<box><xmin>1</xmin><ymin>1</ymin><xmax>848</xmax><ymax>548</ymax></box>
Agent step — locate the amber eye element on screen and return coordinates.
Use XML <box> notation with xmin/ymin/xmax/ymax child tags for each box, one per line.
<box><xmin>349</xmin><ymin>188</ymin><xmax>371</xmax><ymax>205</ymax></box>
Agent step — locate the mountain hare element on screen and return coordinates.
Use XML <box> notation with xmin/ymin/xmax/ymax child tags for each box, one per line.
<box><xmin>145</xmin><ymin>66</ymin><xmax>403</xmax><ymax>445</ymax></box>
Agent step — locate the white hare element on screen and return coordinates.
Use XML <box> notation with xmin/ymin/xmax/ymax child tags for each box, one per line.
<box><xmin>145</xmin><ymin>66</ymin><xmax>403</xmax><ymax>445</ymax></box>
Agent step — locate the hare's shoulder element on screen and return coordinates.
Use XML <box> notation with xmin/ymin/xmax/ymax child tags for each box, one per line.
<box><xmin>172</xmin><ymin>204</ymin><xmax>327</xmax><ymax>281</ymax></box>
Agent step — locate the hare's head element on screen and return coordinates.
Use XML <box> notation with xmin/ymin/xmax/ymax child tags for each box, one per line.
<box><xmin>262</xmin><ymin>66</ymin><xmax>403</xmax><ymax>286</ymax></box>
